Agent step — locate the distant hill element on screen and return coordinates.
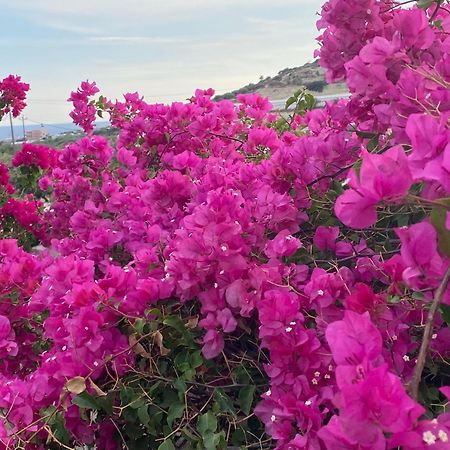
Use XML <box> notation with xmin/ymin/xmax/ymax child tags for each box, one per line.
<box><xmin>214</xmin><ymin>60</ymin><xmax>347</xmax><ymax>101</ymax></box>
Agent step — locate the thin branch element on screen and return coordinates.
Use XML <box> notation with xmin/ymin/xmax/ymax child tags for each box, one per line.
<box><xmin>409</xmin><ymin>265</ymin><xmax>450</xmax><ymax>400</ymax></box>
<box><xmin>43</xmin><ymin>426</ymin><xmax>76</xmax><ymax>450</ymax></box>
<box><xmin>382</xmin><ymin>0</ymin><xmax>416</xmax><ymax>13</ymax></box>
<box><xmin>306</xmin><ymin>162</ymin><xmax>354</xmax><ymax>188</ymax></box>
<box><xmin>430</xmin><ymin>0</ymin><xmax>443</xmax><ymax>22</ymax></box>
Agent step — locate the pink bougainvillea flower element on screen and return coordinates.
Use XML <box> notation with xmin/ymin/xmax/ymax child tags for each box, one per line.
<box><xmin>337</xmin><ymin>364</ymin><xmax>424</xmax><ymax>445</ymax></box>
<box><xmin>313</xmin><ymin>225</ymin><xmax>339</xmax><ymax>252</ymax></box>
<box><xmin>265</xmin><ymin>229</ymin><xmax>302</xmax><ymax>259</ymax></box>
<box><xmin>335</xmin><ymin>146</ymin><xmax>412</xmax><ymax>228</ymax></box>
<box><xmin>68</xmin><ymin>80</ymin><xmax>100</xmax><ymax>134</ymax></box>
<box><xmin>396</xmin><ymin>222</ymin><xmax>446</xmax><ymax>291</ymax></box>
<box><xmin>0</xmin><ymin>315</ymin><xmax>18</xmax><ymax>357</ymax></box>
<box><xmin>0</xmin><ymin>74</ymin><xmax>29</xmax><ymax>117</ymax></box>
<box><xmin>326</xmin><ymin>310</ymin><xmax>382</xmax><ymax>367</ymax></box>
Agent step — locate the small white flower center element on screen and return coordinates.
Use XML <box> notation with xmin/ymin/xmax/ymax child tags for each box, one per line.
<box><xmin>439</xmin><ymin>430</ymin><xmax>448</xmax><ymax>442</ymax></box>
<box><xmin>423</xmin><ymin>431</ymin><xmax>437</xmax><ymax>445</ymax></box>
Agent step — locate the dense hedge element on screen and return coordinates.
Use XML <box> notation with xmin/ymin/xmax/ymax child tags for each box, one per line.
<box><xmin>0</xmin><ymin>1</ymin><xmax>450</xmax><ymax>449</ymax></box>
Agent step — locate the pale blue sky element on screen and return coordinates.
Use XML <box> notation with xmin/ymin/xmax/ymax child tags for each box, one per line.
<box><xmin>2</xmin><ymin>0</ymin><xmax>324</xmax><ymax>123</ymax></box>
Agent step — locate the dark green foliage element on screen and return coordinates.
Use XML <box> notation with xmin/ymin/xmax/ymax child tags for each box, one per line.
<box><xmin>63</xmin><ymin>302</ymin><xmax>270</xmax><ymax>449</ymax></box>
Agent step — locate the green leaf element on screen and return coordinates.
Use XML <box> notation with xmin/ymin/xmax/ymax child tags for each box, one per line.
<box><xmin>285</xmin><ymin>96</ymin><xmax>297</xmax><ymax>110</ymax></box>
<box><xmin>167</xmin><ymin>402</ymin><xmax>185</xmax><ymax>428</ymax></box>
<box><xmin>331</xmin><ymin>179</ymin><xmax>344</xmax><ymax>196</ymax></box>
<box><xmin>174</xmin><ymin>351</ymin><xmax>190</xmax><ymax>371</ymax></box>
<box><xmin>367</xmin><ymin>135</ymin><xmax>379</xmax><ymax>152</ymax></box>
<box><xmin>396</xmin><ymin>214</ymin><xmax>409</xmax><ymax>227</ymax></box>
<box><xmin>233</xmin><ymin>366</ymin><xmax>251</xmax><ymax>384</ymax></box>
<box><xmin>158</xmin><ymin>439</ymin><xmax>175</xmax><ymax>450</ymax></box>
<box><xmin>355</xmin><ymin>130</ymin><xmax>378</xmax><ymax>139</ymax></box>
<box><xmin>148</xmin><ymin>408</ymin><xmax>164</xmax><ymax>436</ymax></box>
<box><xmin>134</xmin><ymin>318</ymin><xmax>146</xmax><ymax>334</ymax></box>
<box><xmin>412</xmin><ymin>291</ymin><xmax>425</xmax><ymax>301</ymax></box>
<box><xmin>388</xmin><ymin>295</ymin><xmax>401</xmax><ymax>304</ymax></box>
<box><xmin>304</xmin><ymin>93</ymin><xmax>317</xmax><ymax>110</ymax></box>
<box><xmin>430</xmin><ymin>198</ymin><xmax>450</xmax><ymax>257</ymax></box>
<box><xmin>189</xmin><ymin>350</ymin><xmax>204</xmax><ymax>369</ymax></box>
<box><xmin>130</xmin><ymin>397</ymin><xmax>147</xmax><ymax>409</ymax></box>
<box><xmin>163</xmin><ymin>315</ymin><xmax>185</xmax><ymax>333</ymax></box>
<box><xmin>203</xmin><ymin>432</ymin><xmax>219</xmax><ymax>450</ymax></box>
<box><xmin>173</xmin><ymin>379</ymin><xmax>187</xmax><ymax>399</ymax></box>
<box><xmin>120</xmin><ymin>386</ymin><xmax>135</xmax><ymax>404</ymax></box>
<box><xmin>231</xmin><ymin>427</ymin><xmax>246</xmax><ymax>446</ymax></box>
<box><xmin>148</xmin><ymin>380</ymin><xmax>162</xmax><ymax>394</ymax></box>
<box><xmin>181</xmin><ymin>368</ymin><xmax>195</xmax><ymax>380</ymax></box>
<box><xmin>181</xmin><ymin>426</ymin><xmax>199</xmax><ymax>442</ymax></box>
<box><xmin>51</xmin><ymin>412</ymin><xmax>71</xmax><ymax>445</ymax></box>
<box><xmin>138</xmin><ymin>405</ymin><xmax>151</xmax><ymax>427</ymax></box>
<box><xmin>197</xmin><ymin>412</ymin><xmax>217</xmax><ymax>435</ymax></box>
<box><xmin>97</xmin><ymin>394</ymin><xmax>114</xmax><ymax>415</ymax></box>
<box><xmin>214</xmin><ymin>388</ymin><xmax>236</xmax><ymax>416</ymax></box>
<box><xmin>72</xmin><ymin>391</ymin><xmax>100</xmax><ymax>410</ymax></box>
<box><xmin>238</xmin><ymin>385</ymin><xmax>256</xmax><ymax>415</ymax></box>
<box><xmin>440</xmin><ymin>304</ymin><xmax>450</xmax><ymax>326</ymax></box>
<box><xmin>146</xmin><ymin>307</ymin><xmax>162</xmax><ymax>317</ymax></box>
<box><xmin>295</xmin><ymin>100</ymin><xmax>306</xmax><ymax>114</ymax></box>
<box><xmin>417</xmin><ymin>0</ymin><xmax>434</xmax><ymax>9</ymax></box>
<box><xmin>162</xmin><ymin>388</ymin><xmax>178</xmax><ymax>407</ymax></box>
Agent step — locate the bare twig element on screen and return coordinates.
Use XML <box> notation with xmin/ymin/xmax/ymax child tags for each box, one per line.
<box><xmin>409</xmin><ymin>265</ymin><xmax>450</xmax><ymax>400</ymax></box>
<box><xmin>430</xmin><ymin>0</ymin><xmax>443</xmax><ymax>22</ymax></box>
<box><xmin>306</xmin><ymin>162</ymin><xmax>354</xmax><ymax>188</ymax></box>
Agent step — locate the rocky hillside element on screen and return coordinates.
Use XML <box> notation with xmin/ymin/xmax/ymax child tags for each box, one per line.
<box><xmin>214</xmin><ymin>60</ymin><xmax>347</xmax><ymax>101</ymax></box>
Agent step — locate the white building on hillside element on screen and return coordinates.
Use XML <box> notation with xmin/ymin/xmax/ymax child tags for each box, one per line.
<box><xmin>25</xmin><ymin>128</ymin><xmax>49</xmax><ymax>141</ymax></box>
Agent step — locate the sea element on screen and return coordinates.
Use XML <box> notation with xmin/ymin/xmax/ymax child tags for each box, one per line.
<box><xmin>0</xmin><ymin>93</ymin><xmax>350</xmax><ymax>142</ymax></box>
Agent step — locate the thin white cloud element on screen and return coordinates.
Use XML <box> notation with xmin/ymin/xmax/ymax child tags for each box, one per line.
<box><xmin>5</xmin><ymin>0</ymin><xmax>324</xmax><ymax>122</ymax></box>
<box><xmin>90</xmin><ymin>36</ymin><xmax>186</xmax><ymax>44</ymax></box>
<box><xmin>246</xmin><ymin>17</ymin><xmax>291</xmax><ymax>26</ymax></box>
<box><xmin>38</xmin><ymin>21</ymin><xmax>101</xmax><ymax>35</ymax></box>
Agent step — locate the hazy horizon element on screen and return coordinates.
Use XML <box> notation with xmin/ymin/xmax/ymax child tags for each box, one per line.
<box><xmin>3</xmin><ymin>0</ymin><xmax>324</xmax><ymax>126</ymax></box>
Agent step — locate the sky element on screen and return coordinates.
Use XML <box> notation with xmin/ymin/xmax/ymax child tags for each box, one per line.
<box><xmin>2</xmin><ymin>0</ymin><xmax>324</xmax><ymax>125</ymax></box>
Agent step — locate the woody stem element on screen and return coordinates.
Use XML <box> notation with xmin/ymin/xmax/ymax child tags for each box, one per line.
<box><xmin>409</xmin><ymin>265</ymin><xmax>450</xmax><ymax>400</ymax></box>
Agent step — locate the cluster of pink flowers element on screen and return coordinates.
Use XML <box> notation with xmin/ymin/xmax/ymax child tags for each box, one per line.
<box><xmin>67</xmin><ymin>81</ymin><xmax>101</xmax><ymax>134</ymax></box>
<box><xmin>0</xmin><ymin>163</ymin><xmax>14</xmax><ymax>195</ymax></box>
<box><xmin>319</xmin><ymin>311</ymin><xmax>449</xmax><ymax>449</ymax></box>
<box><xmin>0</xmin><ymin>197</ymin><xmax>45</xmax><ymax>241</ymax></box>
<box><xmin>0</xmin><ymin>149</ymin><xmax>56</xmax><ymax>245</ymax></box>
<box><xmin>12</xmin><ymin>143</ymin><xmax>59</xmax><ymax>170</ymax></box>
<box><xmin>0</xmin><ymin>75</ymin><xmax>29</xmax><ymax>118</ymax></box>
<box><xmin>0</xmin><ymin>1</ymin><xmax>449</xmax><ymax>448</ymax></box>
<box><xmin>0</xmin><ymin>240</ymin><xmax>132</xmax><ymax>445</ymax></box>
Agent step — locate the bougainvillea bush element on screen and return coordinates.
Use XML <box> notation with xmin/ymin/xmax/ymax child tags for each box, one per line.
<box><xmin>1</xmin><ymin>0</ymin><xmax>450</xmax><ymax>448</ymax></box>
